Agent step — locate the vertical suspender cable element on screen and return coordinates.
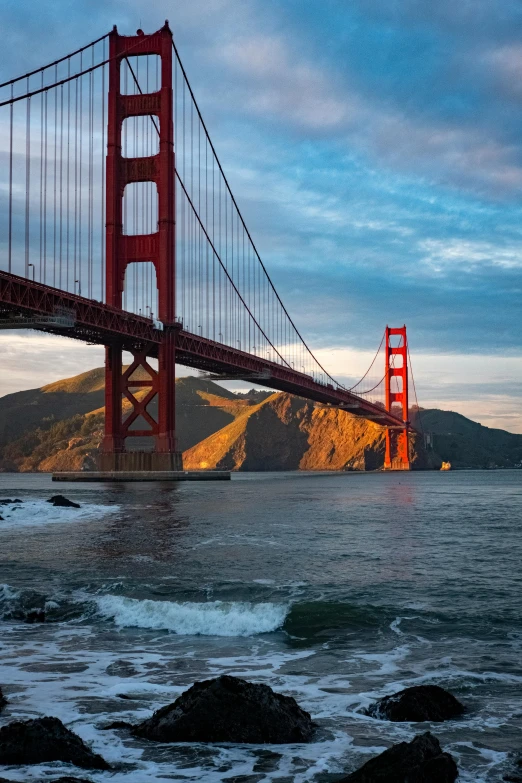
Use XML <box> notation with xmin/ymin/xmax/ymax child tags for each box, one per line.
<box><xmin>8</xmin><ymin>83</ymin><xmax>13</xmax><ymax>272</ymax></box>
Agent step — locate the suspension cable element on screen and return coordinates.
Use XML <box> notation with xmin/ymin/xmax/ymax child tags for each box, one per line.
<box><xmin>0</xmin><ymin>32</ymin><xmax>110</xmax><ymax>89</ymax></box>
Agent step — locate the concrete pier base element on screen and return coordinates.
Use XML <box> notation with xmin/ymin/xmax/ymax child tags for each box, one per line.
<box><xmin>52</xmin><ymin>470</ymin><xmax>231</xmax><ymax>482</ymax></box>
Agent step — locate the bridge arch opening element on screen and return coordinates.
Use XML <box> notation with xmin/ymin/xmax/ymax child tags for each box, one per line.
<box><xmin>122</xmin><ymin>260</ymin><xmax>159</xmax><ymax>321</ymax></box>
<box><xmin>120</xmin><ymin>55</ymin><xmax>161</xmax><ymax>95</ymax></box>
<box><xmin>123</xmin><ymin>182</ymin><xmax>158</xmax><ymax>237</ymax></box>
<box><xmin>121</xmin><ymin>115</ymin><xmax>160</xmax><ymax>158</ymax></box>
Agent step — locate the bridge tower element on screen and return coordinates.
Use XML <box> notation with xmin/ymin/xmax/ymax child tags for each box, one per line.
<box><xmin>384</xmin><ymin>325</ymin><xmax>410</xmax><ymax>471</ymax></box>
<box><xmin>101</xmin><ymin>22</ymin><xmax>182</xmax><ymax>472</ymax></box>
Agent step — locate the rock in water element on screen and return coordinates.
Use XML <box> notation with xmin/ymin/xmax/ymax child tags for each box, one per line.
<box><xmin>133</xmin><ymin>675</ymin><xmax>314</xmax><ymax>743</ymax></box>
<box><xmin>45</xmin><ymin>778</ymin><xmax>94</xmax><ymax>783</ymax></box>
<box><xmin>47</xmin><ymin>495</ymin><xmax>81</xmax><ymax>508</ymax></box>
<box><xmin>0</xmin><ymin>717</ymin><xmax>109</xmax><ymax>769</ymax></box>
<box><xmin>339</xmin><ymin>732</ymin><xmax>458</xmax><ymax>782</ymax></box>
<box><xmin>0</xmin><ymin>687</ymin><xmax>6</xmax><ymax>711</ymax></box>
<box><xmin>366</xmin><ymin>685</ymin><xmax>465</xmax><ymax>722</ymax></box>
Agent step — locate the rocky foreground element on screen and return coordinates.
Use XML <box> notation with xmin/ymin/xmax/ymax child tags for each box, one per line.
<box><xmin>1</xmin><ymin>675</ymin><xmax>520</xmax><ymax>780</ymax></box>
<box><xmin>5</xmin><ymin>675</ymin><xmax>516</xmax><ymax>781</ymax></box>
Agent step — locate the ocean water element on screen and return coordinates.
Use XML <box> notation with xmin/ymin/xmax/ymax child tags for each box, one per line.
<box><xmin>0</xmin><ymin>470</ymin><xmax>521</xmax><ymax>782</ymax></box>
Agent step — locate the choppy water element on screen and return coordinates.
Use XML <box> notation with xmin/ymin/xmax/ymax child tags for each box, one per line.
<box><xmin>0</xmin><ymin>470</ymin><xmax>521</xmax><ymax>782</ymax></box>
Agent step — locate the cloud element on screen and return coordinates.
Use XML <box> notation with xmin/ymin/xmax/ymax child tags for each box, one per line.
<box><xmin>418</xmin><ymin>238</ymin><xmax>522</xmax><ymax>274</ymax></box>
<box><xmin>217</xmin><ymin>35</ymin><xmax>350</xmax><ymax>131</ymax></box>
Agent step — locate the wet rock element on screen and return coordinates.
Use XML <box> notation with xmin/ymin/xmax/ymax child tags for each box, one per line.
<box><xmin>101</xmin><ymin>720</ymin><xmax>133</xmax><ymax>731</ymax></box>
<box><xmin>0</xmin><ymin>687</ymin><xmax>6</xmax><ymax>711</ymax></box>
<box><xmin>6</xmin><ymin>589</ymin><xmax>47</xmax><ymax>624</ymax></box>
<box><xmin>0</xmin><ymin>716</ymin><xmax>110</xmax><ymax>769</ymax></box>
<box><xmin>25</xmin><ymin>608</ymin><xmax>46</xmax><ymax>623</ymax></box>
<box><xmin>366</xmin><ymin>684</ymin><xmax>465</xmax><ymax>722</ymax></box>
<box><xmin>106</xmin><ymin>659</ymin><xmax>138</xmax><ymax>678</ymax></box>
<box><xmin>47</xmin><ymin>495</ymin><xmax>81</xmax><ymax>508</ymax></box>
<box><xmin>133</xmin><ymin>674</ymin><xmax>314</xmax><ymax>744</ymax></box>
<box><xmin>339</xmin><ymin>732</ymin><xmax>458</xmax><ymax>782</ymax></box>
<box><xmin>43</xmin><ymin>778</ymin><xmax>94</xmax><ymax>783</ymax></box>
<box><xmin>504</xmin><ymin>757</ymin><xmax>522</xmax><ymax>782</ymax></box>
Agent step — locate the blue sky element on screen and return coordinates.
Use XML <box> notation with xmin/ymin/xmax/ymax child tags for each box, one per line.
<box><xmin>1</xmin><ymin>0</ymin><xmax>521</xmax><ymax>431</ymax></box>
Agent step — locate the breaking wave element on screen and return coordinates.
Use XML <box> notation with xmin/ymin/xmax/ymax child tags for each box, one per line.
<box><xmin>95</xmin><ymin>595</ymin><xmax>289</xmax><ymax>636</ymax></box>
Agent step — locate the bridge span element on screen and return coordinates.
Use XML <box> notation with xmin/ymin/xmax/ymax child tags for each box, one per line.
<box><xmin>0</xmin><ymin>23</ymin><xmax>417</xmax><ymax>473</ymax></box>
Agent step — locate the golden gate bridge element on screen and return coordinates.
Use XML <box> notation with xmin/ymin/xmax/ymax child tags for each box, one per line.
<box><xmin>0</xmin><ymin>22</ymin><xmax>418</xmax><ymax>474</ymax></box>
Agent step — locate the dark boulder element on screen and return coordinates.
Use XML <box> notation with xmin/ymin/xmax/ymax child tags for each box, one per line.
<box><xmin>42</xmin><ymin>778</ymin><xmax>94</xmax><ymax>783</ymax></box>
<box><xmin>0</xmin><ymin>716</ymin><xmax>109</xmax><ymax>769</ymax></box>
<box><xmin>366</xmin><ymin>685</ymin><xmax>465</xmax><ymax>722</ymax></box>
<box><xmin>133</xmin><ymin>674</ymin><xmax>314</xmax><ymax>744</ymax></box>
<box><xmin>6</xmin><ymin>589</ymin><xmax>47</xmax><ymax>624</ymax></box>
<box><xmin>504</xmin><ymin>756</ymin><xmax>522</xmax><ymax>782</ymax></box>
<box><xmin>339</xmin><ymin>731</ymin><xmax>458</xmax><ymax>782</ymax></box>
<box><xmin>0</xmin><ymin>687</ymin><xmax>6</xmax><ymax>711</ymax></box>
<box><xmin>47</xmin><ymin>495</ymin><xmax>81</xmax><ymax>508</ymax></box>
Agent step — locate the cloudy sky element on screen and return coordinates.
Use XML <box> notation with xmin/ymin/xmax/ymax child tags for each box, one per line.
<box><xmin>1</xmin><ymin>0</ymin><xmax>521</xmax><ymax>431</ymax></box>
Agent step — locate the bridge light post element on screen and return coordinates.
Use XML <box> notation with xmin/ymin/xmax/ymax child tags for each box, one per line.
<box><xmin>75</xmin><ymin>279</ymin><xmax>81</xmax><ymax>296</ymax></box>
<box><xmin>28</xmin><ymin>263</ymin><xmax>35</xmax><ymax>281</ymax></box>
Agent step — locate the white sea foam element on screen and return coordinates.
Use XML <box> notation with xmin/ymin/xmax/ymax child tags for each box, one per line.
<box><xmin>0</xmin><ymin>499</ymin><xmax>118</xmax><ymax>529</ymax></box>
<box><xmin>95</xmin><ymin>595</ymin><xmax>289</xmax><ymax>636</ymax></box>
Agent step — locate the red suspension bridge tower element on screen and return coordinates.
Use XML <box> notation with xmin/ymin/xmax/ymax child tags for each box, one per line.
<box><xmin>384</xmin><ymin>325</ymin><xmax>410</xmax><ymax>471</ymax></box>
<box><xmin>101</xmin><ymin>22</ymin><xmax>182</xmax><ymax>472</ymax></box>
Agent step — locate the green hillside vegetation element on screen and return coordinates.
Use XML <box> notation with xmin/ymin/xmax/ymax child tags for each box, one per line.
<box><xmin>415</xmin><ymin>409</ymin><xmax>522</xmax><ymax>469</ymax></box>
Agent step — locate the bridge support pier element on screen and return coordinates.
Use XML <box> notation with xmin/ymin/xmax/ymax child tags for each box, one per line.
<box><xmin>383</xmin><ymin>325</ymin><xmax>411</xmax><ymax>471</ymax></box>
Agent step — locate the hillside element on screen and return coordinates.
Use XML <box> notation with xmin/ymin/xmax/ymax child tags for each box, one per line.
<box><xmin>0</xmin><ymin>367</ymin><xmax>521</xmax><ymax>472</ymax></box>
<box><xmin>414</xmin><ymin>409</ymin><xmax>522</xmax><ymax>469</ymax></box>
<box><xmin>0</xmin><ymin>370</ymin><xmax>260</xmax><ymax>472</ymax></box>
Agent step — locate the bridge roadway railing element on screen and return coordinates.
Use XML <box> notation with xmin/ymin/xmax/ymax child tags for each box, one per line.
<box><xmin>0</xmin><ymin>271</ymin><xmax>406</xmax><ymax>430</ymax></box>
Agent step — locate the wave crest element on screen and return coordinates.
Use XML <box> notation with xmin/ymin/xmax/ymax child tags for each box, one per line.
<box><xmin>95</xmin><ymin>595</ymin><xmax>289</xmax><ymax>637</ymax></box>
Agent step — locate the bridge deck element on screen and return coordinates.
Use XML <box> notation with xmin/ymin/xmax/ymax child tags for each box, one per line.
<box><xmin>0</xmin><ymin>272</ymin><xmax>406</xmax><ymax>429</ymax></box>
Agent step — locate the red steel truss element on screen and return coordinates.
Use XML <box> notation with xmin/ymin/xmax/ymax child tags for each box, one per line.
<box><xmin>0</xmin><ymin>271</ymin><xmax>407</xmax><ymax>431</ymax></box>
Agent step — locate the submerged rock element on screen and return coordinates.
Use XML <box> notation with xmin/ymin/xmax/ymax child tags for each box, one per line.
<box><xmin>5</xmin><ymin>589</ymin><xmax>47</xmax><ymax>624</ymax></box>
<box><xmin>339</xmin><ymin>731</ymin><xmax>458</xmax><ymax>782</ymax></box>
<box><xmin>0</xmin><ymin>716</ymin><xmax>109</xmax><ymax>769</ymax></box>
<box><xmin>504</xmin><ymin>756</ymin><xmax>522</xmax><ymax>782</ymax></box>
<box><xmin>47</xmin><ymin>495</ymin><xmax>81</xmax><ymax>508</ymax></box>
<box><xmin>43</xmin><ymin>778</ymin><xmax>94</xmax><ymax>783</ymax></box>
<box><xmin>133</xmin><ymin>674</ymin><xmax>314</xmax><ymax>744</ymax></box>
<box><xmin>0</xmin><ymin>687</ymin><xmax>6</xmax><ymax>711</ymax></box>
<box><xmin>366</xmin><ymin>685</ymin><xmax>465</xmax><ymax>722</ymax></box>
